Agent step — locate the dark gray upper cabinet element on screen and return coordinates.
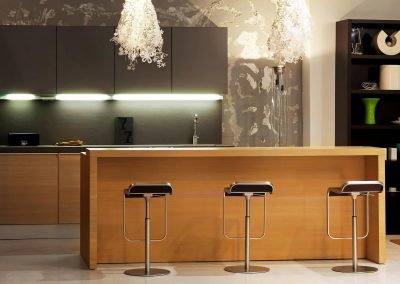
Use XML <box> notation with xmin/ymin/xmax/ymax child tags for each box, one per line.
<box><xmin>0</xmin><ymin>26</ymin><xmax>228</xmax><ymax>96</ymax></box>
<box><xmin>115</xmin><ymin>28</ymin><xmax>172</xmax><ymax>94</ymax></box>
<box><xmin>172</xmin><ymin>27</ymin><xmax>228</xmax><ymax>94</ymax></box>
<box><xmin>0</xmin><ymin>26</ymin><xmax>56</xmax><ymax>95</ymax></box>
<box><xmin>57</xmin><ymin>27</ymin><xmax>115</xmax><ymax>94</ymax></box>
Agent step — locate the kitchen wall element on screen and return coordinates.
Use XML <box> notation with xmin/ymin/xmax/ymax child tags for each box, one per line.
<box><xmin>0</xmin><ymin>0</ymin><xmax>303</xmax><ymax>146</ymax></box>
<box><xmin>304</xmin><ymin>0</ymin><xmax>400</xmax><ymax>146</ymax></box>
<box><xmin>0</xmin><ymin>100</ymin><xmax>221</xmax><ymax>145</ymax></box>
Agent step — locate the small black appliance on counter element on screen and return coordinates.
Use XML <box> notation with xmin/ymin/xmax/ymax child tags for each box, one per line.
<box><xmin>115</xmin><ymin>117</ymin><xmax>133</xmax><ymax>145</ymax></box>
<box><xmin>8</xmin><ymin>133</ymin><xmax>40</xmax><ymax>146</ymax></box>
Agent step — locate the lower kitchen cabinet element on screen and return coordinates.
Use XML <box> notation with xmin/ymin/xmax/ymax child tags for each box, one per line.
<box><xmin>59</xmin><ymin>154</ymin><xmax>80</xmax><ymax>224</ymax></box>
<box><xmin>0</xmin><ymin>153</ymin><xmax>81</xmax><ymax>225</ymax></box>
<box><xmin>0</xmin><ymin>154</ymin><xmax>59</xmax><ymax>224</ymax></box>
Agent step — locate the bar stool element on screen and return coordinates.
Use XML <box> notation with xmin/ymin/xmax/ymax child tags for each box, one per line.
<box><xmin>223</xmin><ymin>181</ymin><xmax>274</xmax><ymax>273</ymax></box>
<box><xmin>327</xmin><ymin>180</ymin><xmax>383</xmax><ymax>273</ymax></box>
<box><xmin>123</xmin><ymin>182</ymin><xmax>173</xmax><ymax>277</ymax></box>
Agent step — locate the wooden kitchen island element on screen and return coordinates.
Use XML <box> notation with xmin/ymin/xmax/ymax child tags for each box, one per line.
<box><xmin>80</xmin><ymin>147</ymin><xmax>385</xmax><ymax>269</ymax></box>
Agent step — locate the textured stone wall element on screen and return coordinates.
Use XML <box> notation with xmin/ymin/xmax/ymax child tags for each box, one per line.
<box><xmin>0</xmin><ymin>0</ymin><xmax>302</xmax><ymax>146</ymax></box>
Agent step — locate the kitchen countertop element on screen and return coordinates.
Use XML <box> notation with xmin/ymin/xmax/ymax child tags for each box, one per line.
<box><xmin>0</xmin><ymin>144</ymin><xmax>232</xmax><ymax>153</ymax></box>
<box><xmin>85</xmin><ymin>146</ymin><xmax>385</xmax><ymax>158</ymax></box>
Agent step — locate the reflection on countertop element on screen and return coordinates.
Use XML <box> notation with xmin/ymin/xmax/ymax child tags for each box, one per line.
<box><xmin>0</xmin><ymin>144</ymin><xmax>234</xmax><ymax>153</ymax></box>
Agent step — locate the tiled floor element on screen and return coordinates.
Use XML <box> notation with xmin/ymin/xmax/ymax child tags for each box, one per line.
<box><xmin>0</xmin><ymin>237</ymin><xmax>399</xmax><ymax>284</ymax></box>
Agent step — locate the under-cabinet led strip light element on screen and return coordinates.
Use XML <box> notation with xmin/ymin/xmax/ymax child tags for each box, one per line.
<box><xmin>112</xmin><ymin>94</ymin><xmax>223</xmax><ymax>101</ymax></box>
<box><xmin>55</xmin><ymin>94</ymin><xmax>111</xmax><ymax>101</ymax></box>
<box><xmin>1</xmin><ymin>93</ymin><xmax>223</xmax><ymax>101</ymax></box>
<box><xmin>1</xmin><ymin>94</ymin><xmax>38</xmax><ymax>100</ymax></box>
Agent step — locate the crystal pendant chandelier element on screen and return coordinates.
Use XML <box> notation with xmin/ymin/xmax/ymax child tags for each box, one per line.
<box><xmin>267</xmin><ymin>0</ymin><xmax>310</xmax><ymax>146</ymax></box>
<box><xmin>112</xmin><ymin>0</ymin><xmax>167</xmax><ymax>70</ymax></box>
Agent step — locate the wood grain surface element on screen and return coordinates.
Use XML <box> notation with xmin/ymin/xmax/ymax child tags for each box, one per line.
<box><xmin>59</xmin><ymin>154</ymin><xmax>80</xmax><ymax>224</ymax></box>
<box><xmin>0</xmin><ymin>154</ymin><xmax>58</xmax><ymax>224</ymax></box>
<box><xmin>80</xmin><ymin>147</ymin><xmax>386</xmax><ymax>269</ymax></box>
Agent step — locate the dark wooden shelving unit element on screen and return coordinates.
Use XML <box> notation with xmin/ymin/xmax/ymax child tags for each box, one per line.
<box><xmin>352</xmin><ymin>125</ymin><xmax>400</xmax><ymax>130</ymax></box>
<box><xmin>386</xmin><ymin>159</ymin><xmax>400</xmax><ymax>235</ymax></box>
<box><xmin>336</xmin><ymin>19</ymin><xmax>400</xmax><ymax>145</ymax></box>
<box><xmin>336</xmin><ymin>19</ymin><xmax>400</xmax><ymax>234</ymax></box>
<box><xmin>352</xmin><ymin>54</ymin><xmax>400</xmax><ymax>61</ymax></box>
<box><xmin>352</xmin><ymin>90</ymin><xmax>400</xmax><ymax>95</ymax></box>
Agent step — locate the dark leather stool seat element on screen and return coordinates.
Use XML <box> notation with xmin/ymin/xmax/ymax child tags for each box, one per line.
<box><xmin>223</xmin><ymin>181</ymin><xmax>274</xmax><ymax>274</ymax></box>
<box><xmin>224</xmin><ymin>181</ymin><xmax>274</xmax><ymax>196</ymax></box>
<box><xmin>328</xmin><ymin>181</ymin><xmax>383</xmax><ymax>196</ymax></box>
<box><xmin>123</xmin><ymin>182</ymin><xmax>173</xmax><ymax>277</ymax></box>
<box><xmin>327</xmin><ymin>180</ymin><xmax>383</xmax><ymax>274</ymax></box>
<box><xmin>125</xmin><ymin>183</ymin><xmax>173</xmax><ymax>198</ymax></box>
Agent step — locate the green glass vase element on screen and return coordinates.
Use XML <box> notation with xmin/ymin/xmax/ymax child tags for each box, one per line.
<box><xmin>361</xmin><ymin>98</ymin><xmax>380</xmax><ymax>125</ymax></box>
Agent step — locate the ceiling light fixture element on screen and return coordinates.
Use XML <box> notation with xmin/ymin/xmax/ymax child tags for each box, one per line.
<box><xmin>112</xmin><ymin>0</ymin><xmax>166</xmax><ymax>71</ymax></box>
<box><xmin>112</xmin><ymin>94</ymin><xmax>223</xmax><ymax>101</ymax></box>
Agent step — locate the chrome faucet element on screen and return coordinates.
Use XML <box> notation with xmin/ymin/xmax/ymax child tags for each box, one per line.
<box><xmin>193</xmin><ymin>113</ymin><xmax>199</xmax><ymax>144</ymax></box>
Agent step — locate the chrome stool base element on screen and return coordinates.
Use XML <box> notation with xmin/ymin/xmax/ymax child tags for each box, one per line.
<box><xmin>327</xmin><ymin>181</ymin><xmax>383</xmax><ymax>275</ymax></box>
<box><xmin>224</xmin><ymin>265</ymin><xmax>270</xmax><ymax>274</ymax></box>
<box><xmin>332</xmin><ymin>265</ymin><xmax>378</xmax><ymax>273</ymax></box>
<box><xmin>124</xmin><ymin>268</ymin><xmax>170</xmax><ymax>277</ymax></box>
<box><xmin>123</xmin><ymin>183</ymin><xmax>173</xmax><ymax>278</ymax></box>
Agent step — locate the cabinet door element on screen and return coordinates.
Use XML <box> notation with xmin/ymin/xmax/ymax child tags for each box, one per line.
<box><xmin>57</xmin><ymin>26</ymin><xmax>115</xmax><ymax>94</ymax></box>
<box><xmin>115</xmin><ymin>28</ymin><xmax>172</xmax><ymax>94</ymax></box>
<box><xmin>172</xmin><ymin>27</ymin><xmax>227</xmax><ymax>94</ymax></box>
<box><xmin>0</xmin><ymin>26</ymin><xmax>56</xmax><ymax>95</ymax></box>
<box><xmin>59</xmin><ymin>154</ymin><xmax>80</xmax><ymax>224</ymax></box>
<box><xmin>0</xmin><ymin>154</ymin><xmax>58</xmax><ymax>224</ymax></box>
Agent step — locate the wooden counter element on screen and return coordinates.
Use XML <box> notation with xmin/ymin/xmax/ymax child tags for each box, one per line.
<box><xmin>80</xmin><ymin>147</ymin><xmax>386</xmax><ymax>269</ymax></box>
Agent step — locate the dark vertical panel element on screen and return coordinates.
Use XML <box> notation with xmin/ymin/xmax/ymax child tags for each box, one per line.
<box><xmin>172</xmin><ymin>27</ymin><xmax>227</xmax><ymax>94</ymax></box>
<box><xmin>0</xmin><ymin>26</ymin><xmax>56</xmax><ymax>95</ymax></box>
<box><xmin>115</xmin><ymin>28</ymin><xmax>172</xmax><ymax>93</ymax></box>
<box><xmin>335</xmin><ymin>20</ymin><xmax>351</xmax><ymax>146</ymax></box>
<box><xmin>57</xmin><ymin>26</ymin><xmax>115</xmax><ymax>93</ymax></box>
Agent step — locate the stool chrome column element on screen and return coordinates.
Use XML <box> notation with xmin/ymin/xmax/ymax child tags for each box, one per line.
<box><xmin>223</xmin><ymin>181</ymin><xmax>274</xmax><ymax>274</ymax></box>
<box><xmin>327</xmin><ymin>180</ymin><xmax>383</xmax><ymax>273</ymax></box>
<box><xmin>123</xmin><ymin>182</ymin><xmax>173</xmax><ymax>277</ymax></box>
